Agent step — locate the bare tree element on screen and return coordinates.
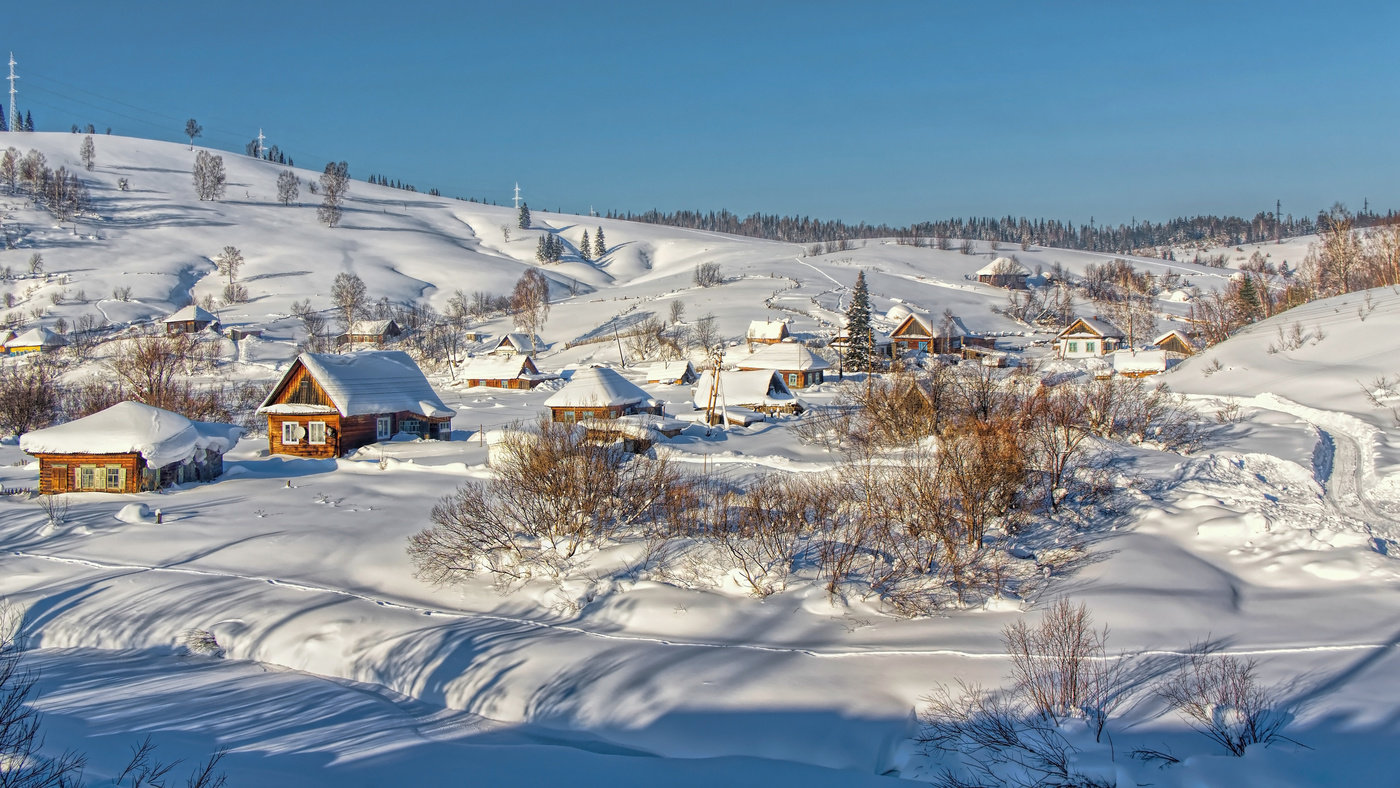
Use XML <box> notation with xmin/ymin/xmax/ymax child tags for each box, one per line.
<box><xmin>510</xmin><ymin>269</ymin><xmax>551</xmax><ymax>338</ymax></box>
<box><xmin>1157</xmin><ymin>649</ymin><xmax>1291</xmax><ymax>756</ymax></box>
<box><xmin>192</xmin><ymin>151</ymin><xmax>227</xmax><ymax>201</ymax></box>
<box><xmin>691</xmin><ymin>313</ymin><xmax>720</xmax><ymax>354</ymax></box>
<box><xmin>276</xmin><ymin>169</ymin><xmax>299</xmax><ymax>206</ymax></box>
<box><xmin>214</xmin><ymin>246</ymin><xmax>246</xmax><ymax>304</ymax></box>
<box><xmin>317</xmin><ymin>161</ymin><xmax>350</xmax><ymax>227</ymax></box>
<box><xmin>693</xmin><ymin>262</ymin><xmax>723</xmax><ymax>287</ymax></box>
<box><xmin>330</xmin><ymin>272</ymin><xmax>368</xmax><ymax>330</ymax></box>
<box><xmin>0</xmin><ymin>361</ymin><xmax>61</xmax><ymax>435</ymax></box>
<box><xmin>185</xmin><ymin>118</ymin><xmax>203</xmax><ymax>149</ymax></box>
<box><xmin>0</xmin><ymin>147</ymin><xmax>17</xmax><ymax>192</ymax></box>
<box><xmin>79</xmin><ymin>135</ymin><xmax>95</xmax><ymax>171</ymax></box>
<box><xmin>668</xmin><ymin>298</ymin><xmax>686</xmax><ymax>325</ymax></box>
<box><xmin>500</xmin><ymin>223</ymin><xmax>511</xmax><ymax>243</ymax></box>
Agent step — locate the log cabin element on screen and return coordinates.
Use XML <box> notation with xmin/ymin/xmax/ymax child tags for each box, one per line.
<box><xmin>489</xmin><ymin>332</ymin><xmax>541</xmax><ymax>357</ymax></box>
<box><xmin>21</xmin><ymin>401</ymin><xmax>241</xmax><ymax>494</ymax></box>
<box><xmin>974</xmin><ymin>257</ymin><xmax>1030</xmax><ymax>289</ymax></box>
<box><xmin>4</xmin><ymin>326</ymin><xmax>69</xmax><ymax>356</ymax></box>
<box><xmin>643</xmin><ymin>359</ymin><xmax>699</xmax><ymax>385</ymax></box>
<box><xmin>1055</xmin><ymin>317</ymin><xmax>1124</xmax><ymax>359</ymax></box>
<box><xmin>888</xmin><ymin>311</ymin><xmax>964</xmax><ymax>355</ymax></box>
<box><xmin>544</xmin><ymin>367</ymin><xmax>663</xmax><ymax>424</ymax></box>
<box><xmin>745</xmin><ymin>319</ymin><xmax>789</xmax><ymax>350</ymax></box>
<box><xmin>1152</xmin><ymin>329</ymin><xmax>1198</xmax><ymax>357</ymax></box>
<box><xmin>734</xmin><ymin>340</ymin><xmax>831</xmax><ymax>388</ymax></box>
<box><xmin>459</xmin><ymin>354</ymin><xmax>557</xmax><ymax>389</ymax></box>
<box><xmin>691</xmin><ymin>369</ymin><xmax>802</xmax><ymax>417</ymax></box>
<box><xmin>163</xmin><ymin>305</ymin><xmax>219</xmax><ymax>335</ymax></box>
<box><xmin>257</xmin><ymin>350</ymin><xmax>455</xmax><ymax>457</ymax></box>
<box><xmin>337</xmin><ymin>319</ymin><xmax>403</xmax><ymax>346</ymax></box>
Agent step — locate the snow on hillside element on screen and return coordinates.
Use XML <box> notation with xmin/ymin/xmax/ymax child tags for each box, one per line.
<box><xmin>2</xmin><ymin>133</ymin><xmax>1398</xmax><ymax>786</ymax></box>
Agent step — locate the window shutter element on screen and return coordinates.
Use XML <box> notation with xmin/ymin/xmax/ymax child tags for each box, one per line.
<box><xmin>117</xmin><ymin>468</ymin><xmax>128</xmax><ymax>491</ymax></box>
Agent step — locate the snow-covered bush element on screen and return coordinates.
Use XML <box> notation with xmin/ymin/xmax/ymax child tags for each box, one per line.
<box><xmin>1156</xmin><ymin>650</ymin><xmax>1291</xmax><ymax>756</ymax></box>
<box><xmin>179</xmin><ymin>628</ymin><xmax>225</xmax><ymax>658</ymax></box>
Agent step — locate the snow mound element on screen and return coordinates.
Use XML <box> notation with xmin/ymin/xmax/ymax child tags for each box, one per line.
<box><xmin>115</xmin><ymin>503</ymin><xmax>154</xmax><ymax>524</ymax></box>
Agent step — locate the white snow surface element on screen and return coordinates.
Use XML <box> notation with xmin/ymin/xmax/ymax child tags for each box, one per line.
<box><xmin>19</xmin><ymin>402</ymin><xmax>240</xmax><ymax>467</ymax></box>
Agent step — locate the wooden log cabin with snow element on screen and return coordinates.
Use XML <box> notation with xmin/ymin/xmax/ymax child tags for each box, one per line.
<box><xmin>459</xmin><ymin>355</ymin><xmax>557</xmax><ymax>389</ymax></box>
<box><xmin>338</xmin><ymin>319</ymin><xmax>403</xmax><ymax>346</ymax></box>
<box><xmin>257</xmin><ymin>351</ymin><xmax>455</xmax><ymax>458</ymax></box>
<box><xmin>1055</xmin><ymin>317</ymin><xmax>1124</xmax><ymax>359</ymax></box>
<box><xmin>735</xmin><ymin>340</ymin><xmax>831</xmax><ymax>388</ymax></box>
<box><xmin>163</xmin><ymin>305</ymin><xmax>219</xmax><ymax>335</ymax></box>
<box><xmin>887</xmin><ymin>309</ymin><xmax>963</xmax><ymax>355</ymax></box>
<box><xmin>22</xmin><ymin>402</ymin><xmax>241</xmax><ymax>494</ymax></box>
<box><xmin>745</xmin><ymin>319</ymin><xmax>789</xmax><ymax>350</ymax></box>
<box><xmin>545</xmin><ymin>367</ymin><xmax>663</xmax><ymax>423</ymax></box>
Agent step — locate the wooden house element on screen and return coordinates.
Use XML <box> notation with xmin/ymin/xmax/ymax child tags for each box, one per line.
<box><xmin>163</xmin><ymin>305</ymin><xmax>219</xmax><ymax>335</ymax></box>
<box><xmin>544</xmin><ymin>367</ymin><xmax>663</xmax><ymax>424</ymax></box>
<box><xmin>829</xmin><ymin>329</ymin><xmax>893</xmax><ymax>361</ymax></box>
<box><xmin>459</xmin><ymin>355</ymin><xmax>557</xmax><ymax>389</ymax></box>
<box><xmin>735</xmin><ymin>340</ymin><xmax>831</xmax><ymax>388</ymax></box>
<box><xmin>1111</xmin><ymin>348</ymin><xmax>1173</xmax><ymax>378</ymax></box>
<box><xmin>889</xmin><ymin>311</ymin><xmax>963</xmax><ymax>355</ymax></box>
<box><xmin>975</xmin><ymin>257</ymin><xmax>1030</xmax><ymax>289</ymax></box>
<box><xmin>1153</xmin><ymin>329</ymin><xmax>1198</xmax><ymax>357</ymax></box>
<box><xmin>257</xmin><ymin>350</ymin><xmax>455</xmax><ymax>457</ymax></box>
<box><xmin>746</xmin><ymin>319</ymin><xmax>790</xmax><ymax>349</ymax></box>
<box><xmin>1056</xmin><ymin>317</ymin><xmax>1124</xmax><ymax>359</ymax></box>
<box><xmin>489</xmin><ymin>332</ymin><xmax>541</xmax><ymax>357</ymax></box>
<box><xmin>579</xmin><ymin>413</ymin><xmax>688</xmax><ymax>453</ymax></box>
<box><xmin>643</xmin><ymin>359</ymin><xmax>699</xmax><ymax>385</ymax></box>
<box><xmin>692</xmin><ymin>369</ymin><xmax>802</xmax><ymax>417</ymax></box>
<box><xmin>4</xmin><ymin>327</ymin><xmax>69</xmax><ymax>356</ymax></box>
<box><xmin>225</xmin><ymin>327</ymin><xmax>264</xmax><ymax>341</ymax></box>
<box><xmin>21</xmin><ymin>401</ymin><xmax>241</xmax><ymax>494</ymax></box>
<box><xmin>338</xmin><ymin>319</ymin><xmax>403</xmax><ymax>346</ymax></box>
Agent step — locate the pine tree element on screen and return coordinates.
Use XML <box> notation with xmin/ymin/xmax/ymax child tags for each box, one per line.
<box><xmin>536</xmin><ymin>234</ymin><xmax>550</xmax><ymax>264</ymax></box>
<box><xmin>518</xmin><ymin>202</ymin><xmax>531</xmax><ymax>229</ymax></box>
<box><xmin>594</xmin><ymin>226</ymin><xmax>606</xmax><ymax>258</ymax></box>
<box><xmin>844</xmin><ymin>270</ymin><xmax>874</xmax><ymax>372</ymax></box>
<box><xmin>0</xmin><ymin>108</ymin><xmax>7</xmax><ymax>132</ymax></box>
<box><xmin>1235</xmin><ymin>275</ymin><xmax>1262</xmax><ymax>322</ymax></box>
<box><xmin>580</xmin><ymin>230</ymin><xmax>591</xmax><ymax>261</ymax></box>
<box><xmin>24</xmin><ymin>111</ymin><xmax>33</xmax><ymax>132</ymax></box>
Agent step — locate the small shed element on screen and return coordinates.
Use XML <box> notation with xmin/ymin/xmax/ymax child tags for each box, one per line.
<box><xmin>21</xmin><ymin>401</ymin><xmax>241</xmax><ymax>494</ymax></box>
<box><xmin>489</xmin><ymin>332</ymin><xmax>542</xmax><ymax>357</ymax></box>
<box><xmin>746</xmin><ymin>319</ymin><xmax>790</xmax><ymax>349</ymax></box>
<box><xmin>975</xmin><ymin>258</ymin><xmax>1030</xmax><ymax>289</ymax></box>
<box><xmin>1153</xmin><ymin>329</ymin><xmax>1198</xmax><ymax>357</ymax></box>
<box><xmin>735</xmin><ymin>341</ymin><xmax>831</xmax><ymax>388</ymax></box>
<box><xmin>459</xmin><ymin>355</ymin><xmax>557</xmax><ymax>389</ymax></box>
<box><xmin>889</xmin><ymin>311</ymin><xmax>963</xmax><ymax>355</ymax></box>
<box><xmin>579</xmin><ymin>413</ymin><xmax>689</xmax><ymax>453</ymax></box>
<box><xmin>1111</xmin><ymin>348</ymin><xmax>1172</xmax><ymax>378</ymax></box>
<box><xmin>163</xmin><ymin>305</ymin><xmax>219</xmax><ymax>335</ymax></box>
<box><xmin>4</xmin><ymin>327</ymin><xmax>69</xmax><ymax>356</ymax></box>
<box><xmin>257</xmin><ymin>350</ymin><xmax>455</xmax><ymax>457</ymax></box>
<box><xmin>692</xmin><ymin>369</ymin><xmax>802</xmax><ymax>417</ymax></box>
<box><xmin>643</xmin><ymin>359</ymin><xmax>699</xmax><ymax>385</ymax></box>
<box><xmin>1056</xmin><ymin>317</ymin><xmax>1124</xmax><ymax>359</ymax></box>
<box><xmin>338</xmin><ymin>319</ymin><xmax>403</xmax><ymax>346</ymax></box>
<box><xmin>544</xmin><ymin>367</ymin><xmax>664</xmax><ymax>424</ymax></box>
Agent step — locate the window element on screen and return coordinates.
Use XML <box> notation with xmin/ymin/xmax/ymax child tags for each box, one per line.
<box><xmin>106</xmin><ymin>466</ymin><xmax>122</xmax><ymax>489</ymax></box>
<box><xmin>1085</xmin><ymin>341</ymin><xmax>1096</xmax><ymax>353</ymax></box>
<box><xmin>561</xmin><ymin>411</ymin><xmax>575</xmax><ymax>423</ymax></box>
<box><xmin>376</xmin><ymin>416</ymin><xmax>392</xmax><ymax>440</ymax></box>
<box><xmin>1067</xmin><ymin>341</ymin><xmax>1079</xmax><ymax>353</ymax></box>
<box><xmin>307</xmin><ymin>421</ymin><xmax>327</xmax><ymax>445</ymax></box>
<box><xmin>787</xmin><ymin>373</ymin><xmax>798</xmax><ymax>386</ymax></box>
<box><xmin>79</xmin><ymin>466</ymin><xmax>97</xmax><ymax>489</ymax></box>
<box><xmin>812</xmin><ymin>371</ymin><xmax>823</xmax><ymax>384</ymax></box>
<box><xmin>282</xmin><ymin>421</ymin><xmax>301</xmax><ymax>445</ymax></box>
<box><xmin>402</xmin><ymin>419</ymin><xmax>422</xmax><ymax>435</ymax></box>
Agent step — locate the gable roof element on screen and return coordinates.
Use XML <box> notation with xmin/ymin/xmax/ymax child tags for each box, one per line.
<box><xmin>736</xmin><ymin>341</ymin><xmax>831</xmax><ymax>371</ymax></box>
<box><xmin>1057</xmin><ymin>317</ymin><xmax>1123</xmax><ymax>340</ymax></box>
<box><xmin>746</xmin><ymin>320</ymin><xmax>789</xmax><ymax>340</ymax></box>
<box><xmin>544</xmin><ymin>367</ymin><xmax>656</xmax><ymax>408</ymax></box>
<box><xmin>890</xmin><ymin>311</ymin><xmax>963</xmax><ymax>339</ymax></box>
<box><xmin>1153</xmin><ymin>329</ymin><xmax>1197</xmax><ymax>350</ymax></box>
<box><xmin>258</xmin><ymin>350</ymin><xmax>455</xmax><ymax>418</ymax></box>
<box><xmin>975</xmin><ymin>257</ymin><xmax>1031</xmax><ymax>276</ymax></box>
<box><xmin>692</xmin><ymin>369</ymin><xmax>799</xmax><ymax>410</ymax></box>
<box><xmin>344</xmin><ymin>319</ymin><xmax>399</xmax><ymax>336</ymax></box>
<box><xmin>163</xmin><ymin>305</ymin><xmax>218</xmax><ymax>324</ymax></box>
<box><xmin>459</xmin><ymin>355</ymin><xmax>552</xmax><ymax>381</ymax></box>
<box><xmin>490</xmin><ymin>333</ymin><xmax>540</xmax><ymax>353</ymax></box>
<box><xmin>21</xmin><ymin>401</ymin><xmax>241</xmax><ymax>468</ymax></box>
<box><xmin>5</xmin><ymin>326</ymin><xmax>68</xmax><ymax>349</ymax></box>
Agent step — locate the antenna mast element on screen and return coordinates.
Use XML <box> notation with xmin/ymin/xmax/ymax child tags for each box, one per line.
<box><xmin>7</xmin><ymin>53</ymin><xmax>16</xmax><ymax>132</ymax></box>
<box><xmin>513</xmin><ymin>182</ymin><xmax>521</xmax><ymax>209</ymax></box>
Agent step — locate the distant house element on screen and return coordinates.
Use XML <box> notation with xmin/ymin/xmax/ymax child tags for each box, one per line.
<box><xmin>257</xmin><ymin>350</ymin><xmax>455</xmax><ymax>457</ymax></box>
<box><xmin>225</xmin><ymin>327</ymin><xmax>263</xmax><ymax>341</ymax></box>
<box><xmin>889</xmin><ymin>311</ymin><xmax>963</xmax><ymax>355</ymax></box>
<box><xmin>544</xmin><ymin>367</ymin><xmax>663</xmax><ymax>424</ymax></box>
<box><xmin>459</xmin><ymin>355</ymin><xmax>557</xmax><ymax>389</ymax></box>
<box><xmin>1056</xmin><ymin>317</ymin><xmax>1123</xmax><ymax>359</ymax></box>
<box><xmin>692</xmin><ymin>369</ymin><xmax>802</xmax><ymax>418</ymax></box>
<box><xmin>4</xmin><ymin>327</ymin><xmax>68</xmax><ymax>356</ymax></box>
<box><xmin>1153</xmin><ymin>329</ymin><xmax>1198</xmax><ymax>357</ymax></box>
<box><xmin>746</xmin><ymin>319</ymin><xmax>790</xmax><ymax>350</ymax></box>
<box><xmin>643</xmin><ymin>359</ymin><xmax>699</xmax><ymax>385</ymax></box>
<box><xmin>829</xmin><ymin>329</ymin><xmax>893</xmax><ymax>364</ymax></box>
<box><xmin>163</xmin><ymin>305</ymin><xmax>219</xmax><ymax>335</ymax></box>
<box><xmin>735</xmin><ymin>341</ymin><xmax>831</xmax><ymax>388</ymax></box>
<box><xmin>975</xmin><ymin>257</ymin><xmax>1030</xmax><ymax>289</ymax></box>
<box><xmin>21</xmin><ymin>401</ymin><xmax>241</xmax><ymax>494</ymax></box>
<box><xmin>338</xmin><ymin>319</ymin><xmax>402</xmax><ymax>346</ymax></box>
<box><xmin>489</xmin><ymin>332</ymin><xmax>541</xmax><ymax>357</ymax></box>
<box><xmin>1111</xmin><ymin>348</ymin><xmax>1173</xmax><ymax>378</ymax></box>
<box><xmin>579</xmin><ymin>413</ymin><xmax>689</xmax><ymax>453</ymax></box>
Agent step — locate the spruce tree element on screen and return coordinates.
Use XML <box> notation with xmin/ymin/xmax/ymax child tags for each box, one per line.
<box><xmin>1236</xmin><ymin>275</ymin><xmax>1262</xmax><ymax>322</ymax></box>
<box><xmin>536</xmin><ymin>234</ymin><xmax>549</xmax><ymax>263</ymax></box>
<box><xmin>580</xmin><ymin>229</ymin><xmax>591</xmax><ymax>261</ymax></box>
<box><xmin>594</xmin><ymin>226</ymin><xmax>606</xmax><ymax>258</ymax></box>
<box><xmin>0</xmin><ymin>109</ymin><xmax>7</xmax><ymax>132</ymax></box>
<box><xmin>24</xmin><ymin>111</ymin><xmax>33</xmax><ymax>132</ymax></box>
<box><xmin>518</xmin><ymin>201</ymin><xmax>531</xmax><ymax>229</ymax></box>
<box><xmin>844</xmin><ymin>270</ymin><xmax>874</xmax><ymax>371</ymax></box>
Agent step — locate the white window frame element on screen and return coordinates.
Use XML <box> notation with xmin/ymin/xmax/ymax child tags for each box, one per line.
<box><xmin>787</xmin><ymin>373</ymin><xmax>798</xmax><ymax>386</ymax></box>
<box><xmin>1085</xmin><ymin>341</ymin><xmax>1096</xmax><ymax>354</ymax></box>
<box><xmin>307</xmin><ymin>421</ymin><xmax>327</xmax><ymax>445</ymax></box>
<box><xmin>79</xmin><ymin>465</ymin><xmax>97</xmax><ymax>489</ymax></box>
<box><xmin>376</xmin><ymin>416</ymin><xmax>392</xmax><ymax>440</ymax></box>
<box><xmin>282</xmin><ymin>421</ymin><xmax>301</xmax><ymax>445</ymax></box>
<box><xmin>106</xmin><ymin>466</ymin><xmax>122</xmax><ymax>490</ymax></box>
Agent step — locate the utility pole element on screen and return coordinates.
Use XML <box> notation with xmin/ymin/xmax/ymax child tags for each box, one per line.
<box><xmin>513</xmin><ymin>183</ymin><xmax>522</xmax><ymax>210</ymax></box>
<box><xmin>7</xmin><ymin>53</ymin><xmax>16</xmax><ymax>132</ymax></box>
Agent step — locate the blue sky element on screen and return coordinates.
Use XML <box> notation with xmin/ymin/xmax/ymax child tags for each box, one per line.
<box><xmin>6</xmin><ymin>1</ymin><xmax>1397</xmax><ymax>226</ymax></box>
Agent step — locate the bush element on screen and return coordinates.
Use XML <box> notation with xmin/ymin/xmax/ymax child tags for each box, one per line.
<box><xmin>1157</xmin><ymin>650</ymin><xmax>1291</xmax><ymax>756</ymax></box>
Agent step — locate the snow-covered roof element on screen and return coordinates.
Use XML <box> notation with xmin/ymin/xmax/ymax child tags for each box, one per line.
<box><xmin>692</xmin><ymin>369</ymin><xmax>799</xmax><ymax>410</ymax></box>
<box><xmin>21</xmin><ymin>401</ymin><xmax>241</xmax><ymax>468</ymax></box>
<box><xmin>643</xmin><ymin>360</ymin><xmax>696</xmax><ymax>381</ymax></box>
<box><xmin>975</xmin><ymin>257</ymin><xmax>1031</xmax><ymax>276</ymax></box>
<box><xmin>885</xmin><ymin>304</ymin><xmax>914</xmax><ymax>323</ymax></box>
<box><xmin>491</xmin><ymin>333</ymin><xmax>540</xmax><ymax>353</ymax></box>
<box><xmin>746</xmin><ymin>320</ymin><xmax>789</xmax><ymax>340</ymax></box>
<box><xmin>1153</xmin><ymin>329</ymin><xmax>1197</xmax><ymax>349</ymax></box>
<box><xmin>892</xmin><ymin>311</ymin><xmax>964</xmax><ymax>339</ymax></box>
<box><xmin>163</xmin><ymin>305</ymin><xmax>218</xmax><ymax>324</ymax></box>
<box><xmin>460</xmin><ymin>355</ymin><xmax>554</xmax><ymax>381</ymax></box>
<box><xmin>1111</xmin><ymin>349</ymin><xmax>1169</xmax><ymax>373</ymax></box>
<box><xmin>343</xmin><ymin>319</ymin><xmax>397</xmax><ymax>336</ymax></box>
<box><xmin>735</xmin><ymin>341</ymin><xmax>831</xmax><ymax>371</ymax></box>
<box><xmin>579</xmin><ymin>413</ymin><xmax>688</xmax><ymax>441</ymax></box>
<box><xmin>544</xmin><ymin>367</ymin><xmax>655</xmax><ymax>408</ymax></box>
<box><xmin>5</xmin><ymin>326</ymin><xmax>68</xmax><ymax>349</ymax></box>
<box><xmin>258</xmin><ymin>351</ymin><xmax>455</xmax><ymax>419</ymax></box>
<box><xmin>1057</xmin><ymin>317</ymin><xmax>1123</xmax><ymax>339</ymax></box>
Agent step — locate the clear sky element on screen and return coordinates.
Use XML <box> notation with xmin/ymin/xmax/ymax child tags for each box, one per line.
<box><xmin>5</xmin><ymin>1</ymin><xmax>1397</xmax><ymax>226</ymax></box>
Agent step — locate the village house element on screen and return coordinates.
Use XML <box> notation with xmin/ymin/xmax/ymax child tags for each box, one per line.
<box><xmin>692</xmin><ymin>368</ymin><xmax>802</xmax><ymax>420</ymax></box>
<box><xmin>4</xmin><ymin>326</ymin><xmax>69</xmax><ymax>356</ymax></box>
<box><xmin>578</xmin><ymin>413</ymin><xmax>689</xmax><ymax>453</ymax></box>
<box><xmin>1056</xmin><ymin>317</ymin><xmax>1124</xmax><ymax>359</ymax></box>
<box><xmin>338</xmin><ymin>319</ymin><xmax>403</xmax><ymax>346</ymax></box>
<box><xmin>21</xmin><ymin>401</ymin><xmax>241</xmax><ymax>494</ymax></box>
<box><xmin>829</xmin><ymin>328</ymin><xmax>893</xmax><ymax>363</ymax></box>
<box><xmin>888</xmin><ymin>310</ymin><xmax>964</xmax><ymax>355</ymax></box>
<box><xmin>544</xmin><ymin>367</ymin><xmax>664</xmax><ymax>424</ymax></box>
<box><xmin>489</xmin><ymin>332</ymin><xmax>541</xmax><ymax>357</ymax></box>
<box><xmin>1152</xmin><ymin>329</ymin><xmax>1198</xmax><ymax>357</ymax></box>
<box><xmin>163</xmin><ymin>305</ymin><xmax>219</xmax><ymax>335</ymax></box>
<box><xmin>735</xmin><ymin>340</ymin><xmax>831</xmax><ymax>388</ymax></box>
<box><xmin>643</xmin><ymin>359</ymin><xmax>699</xmax><ymax>385</ymax></box>
<box><xmin>1111</xmin><ymin>348</ymin><xmax>1174</xmax><ymax>378</ymax></box>
<box><xmin>459</xmin><ymin>354</ymin><xmax>557</xmax><ymax>389</ymax></box>
<box><xmin>975</xmin><ymin>257</ymin><xmax>1031</xmax><ymax>289</ymax></box>
<box><xmin>745</xmin><ymin>319</ymin><xmax>790</xmax><ymax>350</ymax></box>
<box><xmin>257</xmin><ymin>350</ymin><xmax>455</xmax><ymax>458</ymax></box>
